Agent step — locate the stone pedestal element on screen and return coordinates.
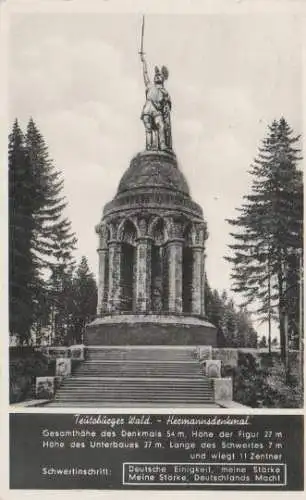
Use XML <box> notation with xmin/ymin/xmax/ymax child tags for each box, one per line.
<box><xmin>206</xmin><ymin>359</ymin><xmax>221</xmax><ymax>378</ymax></box>
<box><xmin>213</xmin><ymin>378</ymin><xmax>233</xmax><ymax>401</ymax></box>
<box><xmin>36</xmin><ymin>377</ymin><xmax>55</xmax><ymax>400</ymax></box>
<box><xmin>85</xmin><ymin>315</ymin><xmax>217</xmax><ymax>345</ymax></box>
<box><xmin>69</xmin><ymin>345</ymin><xmax>85</xmax><ymax>360</ymax></box>
<box><xmin>198</xmin><ymin>345</ymin><xmax>212</xmax><ymax>361</ymax></box>
<box><xmin>56</xmin><ymin>358</ymin><xmax>71</xmax><ymax>377</ymax></box>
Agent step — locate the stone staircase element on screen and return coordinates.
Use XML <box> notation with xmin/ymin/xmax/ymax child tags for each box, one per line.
<box><xmin>47</xmin><ymin>347</ymin><xmax>216</xmax><ymax>407</ymax></box>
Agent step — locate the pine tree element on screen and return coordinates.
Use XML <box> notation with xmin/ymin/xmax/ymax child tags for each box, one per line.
<box><xmin>9</xmin><ymin>120</ymin><xmax>37</xmax><ymax>342</ymax></box>
<box><xmin>25</xmin><ymin>118</ymin><xmax>77</xmax><ymax>343</ymax></box>
<box><xmin>226</xmin><ymin>118</ymin><xmax>303</xmax><ymax>362</ymax></box>
<box><xmin>48</xmin><ymin>264</ymin><xmax>75</xmax><ymax>345</ymax></box>
<box><xmin>31</xmin><ymin>285</ymin><xmax>51</xmax><ymax>345</ymax></box>
<box><xmin>205</xmin><ymin>280</ymin><xmax>226</xmax><ymax>345</ymax></box>
<box><xmin>9</xmin><ymin>118</ymin><xmax>77</xmax><ymax>344</ymax></box>
<box><xmin>25</xmin><ymin>118</ymin><xmax>77</xmax><ymax>274</ymax></box>
<box><xmin>70</xmin><ymin>257</ymin><xmax>97</xmax><ymax>344</ymax></box>
<box><xmin>235</xmin><ymin>307</ymin><xmax>258</xmax><ymax>348</ymax></box>
<box><xmin>205</xmin><ymin>277</ymin><xmax>257</xmax><ymax>347</ymax></box>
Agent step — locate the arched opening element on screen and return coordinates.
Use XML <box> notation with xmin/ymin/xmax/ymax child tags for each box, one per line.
<box><xmin>120</xmin><ymin>220</ymin><xmax>137</xmax><ymax>312</ymax></box>
<box><xmin>182</xmin><ymin>224</ymin><xmax>193</xmax><ymax>314</ymax></box>
<box><xmin>151</xmin><ymin>218</ymin><xmax>167</xmax><ymax>313</ymax></box>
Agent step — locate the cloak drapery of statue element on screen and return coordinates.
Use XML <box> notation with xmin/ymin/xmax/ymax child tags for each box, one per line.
<box><xmin>139</xmin><ymin>17</ymin><xmax>172</xmax><ymax>151</ymax></box>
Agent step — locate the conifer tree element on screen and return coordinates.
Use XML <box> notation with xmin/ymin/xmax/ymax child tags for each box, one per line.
<box><xmin>9</xmin><ymin>118</ymin><xmax>77</xmax><ymax>343</ymax></box>
<box><xmin>9</xmin><ymin>120</ymin><xmax>37</xmax><ymax>342</ymax></box>
<box><xmin>25</xmin><ymin>118</ymin><xmax>77</xmax><ymax>343</ymax></box>
<box><xmin>226</xmin><ymin>118</ymin><xmax>303</xmax><ymax>362</ymax></box>
<box><xmin>70</xmin><ymin>257</ymin><xmax>97</xmax><ymax>344</ymax></box>
<box><xmin>48</xmin><ymin>264</ymin><xmax>75</xmax><ymax>345</ymax></box>
<box><xmin>205</xmin><ymin>281</ymin><xmax>225</xmax><ymax>345</ymax></box>
<box><xmin>235</xmin><ymin>307</ymin><xmax>257</xmax><ymax>348</ymax></box>
<box><xmin>25</xmin><ymin>118</ymin><xmax>77</xmax><ymax>274</ymax></box>
<box><xmin>205</xmin><ymin>277</ymin><xmax>257</xmax><ymax>347</ymax></box>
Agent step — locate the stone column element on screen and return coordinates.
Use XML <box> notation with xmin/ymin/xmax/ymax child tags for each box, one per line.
<box><xmin>201</xmin><ymin>248</ymin><xmax>206</xmax><ymax>316</ymax></box>
<box><xmin>97</xmin><ymin>247</ymin><xmax>108</xmax><ymax>316</ymax></box>
<box><xmin>191</xmin><ymin>246</ymin><xmax>205</xmax><ymax>316</ymax></box>
<box><xmin>167</xmin><ymin>240</ymin><xmax>183</xmax><ymax>314</ymax></box>
<box><xmin>107</xmin><ymin>241</ymin><xmax>122</xmax><ymax>312</ymax></box>
<box><xmin>193</xmin><ymin>223</ymin><xmax>206</xmax><ymax>317</ymax></box>
<box><xmin>135</xmin><ymin>237</ymin><xmax>152</xmax><ymax>313</ymax></box>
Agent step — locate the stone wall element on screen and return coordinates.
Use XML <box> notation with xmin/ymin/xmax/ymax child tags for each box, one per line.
<box><xmin>212</xmin><ymin>348</ymin><xmax>239</xmax><ymax>367</ymax></box>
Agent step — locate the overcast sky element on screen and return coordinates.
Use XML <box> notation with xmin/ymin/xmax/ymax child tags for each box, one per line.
<box><xmin>9</xmin><ymin>12</ymin><xmax>302</xmax><ymax>337</ymax></box>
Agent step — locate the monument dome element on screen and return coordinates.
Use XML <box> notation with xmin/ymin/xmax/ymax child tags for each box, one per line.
<box><xmin>117</xmin><ymin>151</ymin><xmax>190</xmax><ymax>195</ymax></box>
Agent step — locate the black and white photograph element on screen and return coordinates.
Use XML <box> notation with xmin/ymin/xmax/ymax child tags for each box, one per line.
<box><xmin>4</xmin><ymin>0</ymin><xmax>306</xmax><ymax>494</ymax></box>
<box><xmin>8</xmin><ymin>7</ymin><xmax>303</xmax><ymax>412</ymax></box>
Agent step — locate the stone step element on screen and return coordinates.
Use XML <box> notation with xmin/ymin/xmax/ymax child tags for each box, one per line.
<box><xmin>78</xmin><ymin>361</ymin><xmax>200</xmax><ymax>367</ymax></box>
<box><xmin>76</xmin><ymin>366</ymin><xmax>201</xmax><ymax>372</ymax></box>
<box><xmin>53</xmin><ymin>376</ymin><xmax>214</xmax><ymax>403</ymax></box>
<box><xmin>56</xmin><ymin>387</ymin><xmax>212</xmax><ymax>394</ymax></box>
<box><xmin>86</xmin><ymin>350</ymin><xmax>196</xmax><ymax>361</ymax></box>
<box><xmin>76</xmin><ymin>368</ymin><xmax>201</xmax><ymax>372</ymax></box>
<box><xmin>59</xmin><ymin>386</ymin><xmax>211</xmax><ymax>392</ymax></box>
<box><xmin>86</xmin><ymin>356</ymin><xmax>197</xmax><ymax>362</ymax></box>
<box><xmin>54</xmin><ymin>389</ymin><xmax>212</xmax><ymax>395</ymax></box>
<box><xmin>81</xmin><ymin>361</ymin><xmax>199</xmax><ymax>366</ymax></box>
<box><xmin>75</xmin><ymin>366</ymin><xmax>202</xmax><ymax>377</ymax></box>
<box><xmin>53</xmin><ymin>393</ymin><xmax>214</xmax><ymax>400</ymax></box>
<box><xmin>62</xmin><ymin>377</ymin><xmax>211</xmax><ymax>384</ymax></box>
<box><xmin>75</xmin><ymin>373</ymin><xmax>202</xmax><ymax>378</ymax></box>
<box><xmin>50</xmin><ymin>346</ymin><xmax>214</xmax><ymax>406</ymax></box>
<box><xmin>51</xmin><ymin>400</ymin><xmax>214</xmax><ymax>405</ymax></box>
<box><xmin>47</xmin><ymin>402</ymin><xmax>219</xmax><ymax>407</ymax></box>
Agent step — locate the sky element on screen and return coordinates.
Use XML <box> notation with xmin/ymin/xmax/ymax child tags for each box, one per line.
<box><xmin>9</xmin><ymin>12</ymin><xmax>302</xmax><ymax>338</ymax></box>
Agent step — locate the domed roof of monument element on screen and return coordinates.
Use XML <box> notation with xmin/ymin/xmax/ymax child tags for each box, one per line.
<box><xmin>117</xmin><ymin>151</ymin><xmax>190</xmax><ymax>195</ymax></box>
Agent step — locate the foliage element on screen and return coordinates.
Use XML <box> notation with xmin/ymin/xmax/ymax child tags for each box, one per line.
<box><xmin>226</xmin><ymin>118</ymin><xmax>303</xmax><ymax>360</ymax></box>
<box><xmin>205</xmin><ymin>278</ymin><xmax>257</xmax><ymax>347</ymax></box>
<box><xmin>9</xmin><ymin>350</ymin><xmax>52</xmax><ymax>403</ymax></box>
<box><xmin>35</xmin><ymin>256</ymin><xmax>97</xmax><ymax>346</ymax></box>
<box><xmin>47</xmin><ymin>265</ymin><xmax>75</xmax><ymax>345</ymax></box>
<box><xmin>225</xmin><ymin>351</ymin><xmax>303</xmax><ymax>408</ymax></box>
<box><xmin>9</xmin><ymin>347</ymin><xmax>83</xmax><ymax>403</ymax></box>
<box><xmin>264</xmin><ymin>358</ymin><xmax>303</xmax><ymax>408</ymax></box>
<box><xmin>69</xmin><ymin>256</ymin><xmax>97</xmax><ymax>344</ymax></box>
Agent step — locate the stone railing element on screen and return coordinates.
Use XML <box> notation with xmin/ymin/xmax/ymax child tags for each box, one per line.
<box><xmin>35</xmin><ymin>345</ymin><xmax>85</xmax><ymax>400</ymax></box>
<box><xmin>195</xmin><ymin>346</ymin><xmax>246</xmax><ymax>406</ymax></box>
<box><xmin>38</xmin><ymin>344</ymin><xmax>85</xmax><ymax>361</ymax></box>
